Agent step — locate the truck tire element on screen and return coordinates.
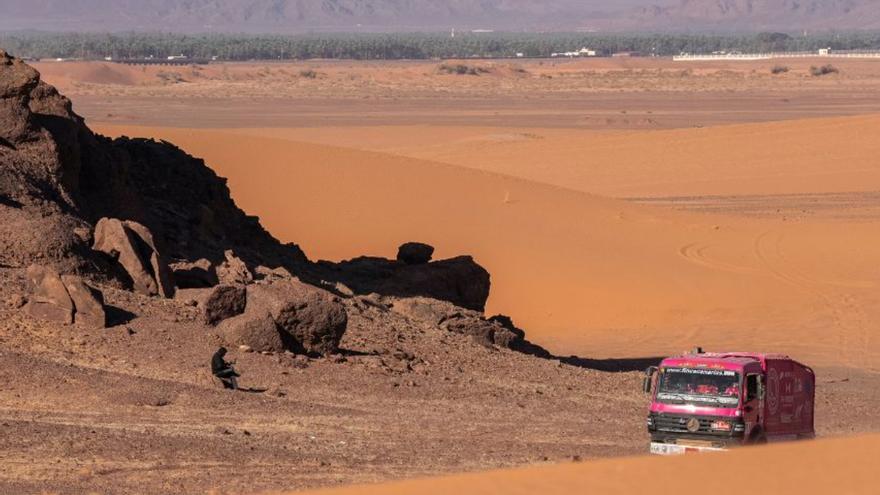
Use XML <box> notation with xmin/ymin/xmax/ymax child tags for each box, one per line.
<box><xmin>749</xmin><ymin>429</ymin><xmax>767</xmax><ymax>445</ymax></box>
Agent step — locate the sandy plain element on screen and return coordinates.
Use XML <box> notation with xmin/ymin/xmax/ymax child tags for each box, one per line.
<box><xmin>12</xmin><ymin>56</ymin><xmax>880</xmax><ymax>494</ymax></box>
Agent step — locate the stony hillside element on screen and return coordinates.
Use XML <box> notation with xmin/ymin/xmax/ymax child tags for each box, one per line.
<box><xmin>0</xmin><ymin>49</ymin><xmax>307</xmax><ymax>276</ymax></box>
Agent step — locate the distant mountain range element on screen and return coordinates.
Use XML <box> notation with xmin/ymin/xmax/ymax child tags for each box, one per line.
<box><xmin>1</xmin><ymin>0</ymin><xmax>878</xmax><ymax>32</ymax></box>
<box><xmin>629</xmin><ymin>0</ymin><xmax>880</xmax><ymax>31</ymax></box>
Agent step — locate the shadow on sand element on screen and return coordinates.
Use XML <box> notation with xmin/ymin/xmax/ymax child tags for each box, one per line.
<box><xmin>513</xmin><ymin>340</ymin><xmax>662</xmax><ymax>372</ymax></box>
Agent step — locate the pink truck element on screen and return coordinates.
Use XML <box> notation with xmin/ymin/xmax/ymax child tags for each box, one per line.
<box><xmin>644</xmin><ymin>349</ymin><xmax>815</xmax><ymax>455</ymax></box>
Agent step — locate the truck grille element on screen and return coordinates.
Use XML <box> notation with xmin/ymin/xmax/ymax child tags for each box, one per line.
<box><xmin>650</xmin><ymin>414</ymin><xmax>733</xmax><ymax>434</ymax></box>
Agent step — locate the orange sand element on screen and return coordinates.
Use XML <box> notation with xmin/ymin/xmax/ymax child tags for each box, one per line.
<box><xmin>95</xmin><ymin>121</ymin><xmax>880</xmax><ymax>370</ymax></box>
<box><xmin>227</xmin><ymin>115</ymin><xmax>880</xmax><ymax>198</ymax></box>
<box><xmin>277</xmin><ymin>434</ymin><xmax>880</xmax><ymax>495</ymax></box>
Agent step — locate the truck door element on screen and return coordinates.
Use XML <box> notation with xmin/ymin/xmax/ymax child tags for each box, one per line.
<box><xmin>743</xmin><ymin>373</ymin><xmax>763</xmax><ymax>441</ymax></box>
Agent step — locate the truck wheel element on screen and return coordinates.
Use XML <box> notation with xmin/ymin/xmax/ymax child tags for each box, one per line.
<box><xmin>750</xmin><ymin>431</ymin><xmax>767</xmax><ymax>445</ymax></box>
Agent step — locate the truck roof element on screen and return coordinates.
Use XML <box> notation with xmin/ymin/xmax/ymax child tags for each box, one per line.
<box><xmin>661</xmin><ymin>352</ymin><xmax>793</xmax><ymax>371</ymax></box>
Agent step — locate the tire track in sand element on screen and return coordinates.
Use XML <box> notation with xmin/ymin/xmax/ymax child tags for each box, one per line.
<box><xmin>678</xmin><ymin>242</ymin><xmax>757</xmax><ymax>274</ymax></box>
<box><xmin>753</xmin><ymin>229</ymin><xmax>875</xmax><ymax>367</ymax></box>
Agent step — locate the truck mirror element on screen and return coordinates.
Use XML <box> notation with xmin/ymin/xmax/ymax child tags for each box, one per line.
<box><xmin>757</xmin><ymin>376</ymin><xmax>765</xmax><ymax>400</ymax></box>
<box><xmin>642</xmin><ymin>366</ymin><xmax>657</xmax><ymax>394</ymax></box>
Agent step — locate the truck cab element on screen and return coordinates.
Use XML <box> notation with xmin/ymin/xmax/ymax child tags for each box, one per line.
<box><xmin>644</xmin><ymin>350</ymin><xmax>815</xmax><ymax>455</ymax></box>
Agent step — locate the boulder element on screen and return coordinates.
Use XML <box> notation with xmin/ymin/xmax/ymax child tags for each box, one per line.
<box><xmin>488</xmin><ymin>314</ymin><xmax>526</xmax><ymax>346</ymax></box>
<box><xmin>170</xmin><ymin>258</ymin><xmax>218</xmax><ymax>288</ymax></box>
<box><xmin>388</xmin><ymin>256</ymin><xmax>490</xmax><ymax>311</ymax></box>
<box><xmin>203</xmin><ymin>284</ymin><xmax>247</xmax><ymax>326</ymax></box>
<box><xmin>92</xmin><ymin>218</ymin><xmax>174</xmax><ymax>298</ymax></box>
<box><xmin>397</xmin><ymin>242</ymin><xmax>434</xmax><ymax>265</ymax></box>
<box><xmin>255</xmin><ymin>265</ymin><xmax>293</xmax><ymax>281</ymax></box>
<box><xmin>61</xmin><ymin>275</ymin><xmax>106</xmax><ymax>328</ymax></box>
<box><xmin>491</xmin><ymin>326</ymin><xmax>523</xmax><ymax>349</ymax></box>
<box><xmin>390</xmin><ymin>297</ymin><xmax>460</xmax><ymax>325</ymax></box>
<box><xmin>248</xmin><ymin>281</ymin><xmax>348</xmax><ymax>356</ymax></box>
<box><xmin>441</xmin><ymin>313</ymin><xmax>526</xmax><ymax>350</ymax></box>
<box><xmin>442</xmin><ymin>315</ymin><xmax>498</xmax><ymax>347</ymax></box>
<box><xmin>216</xmin><ymin>250</ymin><xmax>253</xmax><ymax>285</ymax></box>
<box><xmin>0</xmin><ymin>51</ymin><xmax>41</xmax><ymax>144</ymax></box>
<box><xmin>24</xmin><ymin>264</ymin><xmax>74</xmax><ymax>325</ymax></box>
<box><xmin>122</xmin><ymin>220</ymin><xmax>175</xmax><ymax>298</ymax></box>
<box><xmin>218</xmin><ymin>311</ymin><xmax>285</xmax><ymax>353</ymax></box>
<box><xmin>323</xmin><ymin>255</ymin><xmax>490</xmax><ymax>312</ymax></box>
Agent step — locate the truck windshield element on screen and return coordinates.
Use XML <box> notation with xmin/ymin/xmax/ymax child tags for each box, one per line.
<box><xmin>656</xmin><ymin>367</ymin><xmax>740</xmax><ymax>407</ymax></box>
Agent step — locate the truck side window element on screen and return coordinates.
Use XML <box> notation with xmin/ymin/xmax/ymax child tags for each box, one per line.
<box><xmin>746</xmin><ymin>375</ymin><xmax>759</xmax><ymax>402</ymax></box>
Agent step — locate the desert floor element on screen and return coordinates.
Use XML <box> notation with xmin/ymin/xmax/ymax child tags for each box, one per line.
<box><xmin>8</xmin><ymin>56</ymin><xmax>880</xmax><ymax>494</ymax></box>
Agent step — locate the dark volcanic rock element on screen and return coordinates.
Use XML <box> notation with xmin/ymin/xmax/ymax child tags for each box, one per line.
<box><xmin>441</xmin><ymin>314</ymin><xmax>499</xmax><ymax>347</ymax></box>
<box><xmin>0</xmin><ymin>51</ymin><xmax>41</xmax><ymax>145</ymax></box>
<box><xmin>61</xmin><ymin>275</ymin><xmax>106</xmax><ymax>328</ymax></box>
<box><xmin>441</xmin><ymin>313</ymin><xmax>529</xmax><ymax>350</ymax></box>
<box><xmin>396</xmin><ymin>242</ymin><xmax>434</xmax><ymax>265</ymax></box>
<box><xmin>390</xmin><ymin>256</ymin><xmax>490</xmax><ymax>311</ymax></box>
<box><xmin>217</xmin><ymin>311</ymin><xmax>285</xmax><ymax>353</ymax></box>
<box><xmin>170</xmin><ymin>258</ymin><xmax>218</xmax><ymax>288</ymax></box>
<box><xmin>1</xmin><ymin>50</ymin><xmax>307</xmax><ymax>275</ymax></box>
<box><xmin>248</xmin><ymin>281</ymin><xmax>348</xmax><ymax>356</ymax></box>
<box><xmin>319</xmin><ymin>254</ymin><xmax>490</xmax><ymax>312</ymax></box>
<box><xmin>24</xmin><ymin>264</ymin><xmax>74</xmax><ymax>325</ymax></box>
<box><xmin>203</xmin><ymin>284</ymin><xmax>247</xmax><ymax>326</ymax></box>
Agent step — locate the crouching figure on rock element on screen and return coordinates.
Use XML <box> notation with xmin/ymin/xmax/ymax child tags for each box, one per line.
<box><xmin>211</xmin><ymin>347</ymin><xmax>240</xmax><ymax>390</ymax></box>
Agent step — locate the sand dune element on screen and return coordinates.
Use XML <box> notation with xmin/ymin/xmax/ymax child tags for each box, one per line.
<box><xmin>95</xmin><ymin>124</ymin><xmax>880</xmax><ymax>369</ymax></box>
<box><xmin>278</xmin><ymin>434</ymin><xmax>880</xmax><ymax>495</ymax></box>
<box><xmin>228</xmin><ymin>114</ymin><xmax>880</xmax><ymax>198</ymax></box>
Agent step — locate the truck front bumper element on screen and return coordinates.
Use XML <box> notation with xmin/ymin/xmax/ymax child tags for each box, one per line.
<box><xmin>650</xmin><ymin>442</ymin><xmax>727</xmax><ymax>455</ymax></box>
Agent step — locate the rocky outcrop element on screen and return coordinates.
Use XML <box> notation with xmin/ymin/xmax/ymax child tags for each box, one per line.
<box><xmin>255</xmin><ymin>264</ymin><xmax>294</xmax><ymax>282</ymax></box>
<box><xmin>397</xmin><ymin>242</ymin><xmax>434</xmax><ymax>265</ymax></box>
<box><xmin>440</xmin><ymin>311</ymin><xmax>525</xmax><ymax>349</ymax></box>
<box><xmin>245</xmin><ymin>281</ymin><xmax>348</xmax><ymax>356</ymax></box>
<box><xmin>24</xmin><ymin>264</ymin><xmax>106</xmax><ymax>328</ymax></box>
<box><xmin>122</xmin><ymin>221</ymin><xmax>175</xmax><ymax>296</ymax></box>
<box><xmin>3</xmin><ymin>52</ymin><xmax>500</xmax><ymax>344</ymax></box>
<box><xmin>388</xmin><ymin>296</ymin><xmax>527</xmax><ymax>350</ymax></box>
<box><xmin>318</xmin><ymin>254</ymin><xmax>490</xmax><ymax>312</ymax></box>
<box><xmin>170</xmin><ymin>258</ymin><xmax>218</xmax><ymax>288</ymax></box>
<box><xmin>92</xmin><ymin>218</ymin><xmax>174</xmax><ymax>298</ymax></box>
<box><xmin>217</xmin><ymin>311</ymin><xmax>285</xmax><ymax>353</ymax></box>
<box><xmin>1</xmin><ymin>49</ymin><xmax>307</xmax><ymax>275</ymax></box>
<box><xmin>61</xmin><ymin>275</ymin><xmax>106</xmax><ymax>328</ymax></box>
<box><xmin>216</xmin><ymin>250</ymin><xmax>253</xmax><ymax>286</ymax></box>
<box><xmin>24</xmin><ymin>265</ymin><xmax>75</xmax><ymax>325</ymax></box>
<box><xmin>389</xmin><ymin>297</ymin><xmax>457</xmax><ymax>325</ymax></box>
<box><xmin>203</xmin><ymin>284</ymin><xmax>247</xmax><ymax>326</ymax></box>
